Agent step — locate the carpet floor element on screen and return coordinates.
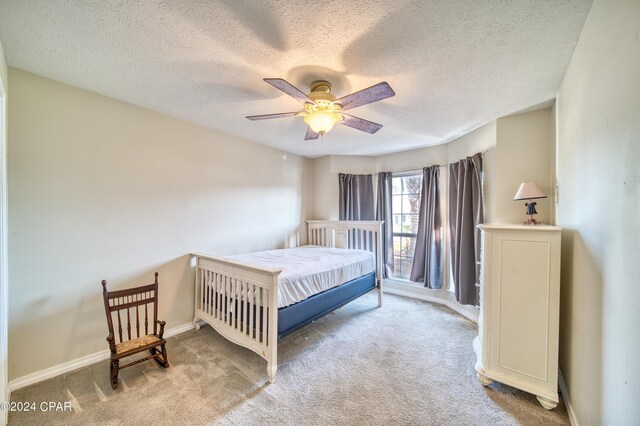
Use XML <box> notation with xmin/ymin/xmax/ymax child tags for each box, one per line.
<box><xmin>8</xmin><ymin>293</ymin><xmax>570</xmax><ymax>425</ymax></box>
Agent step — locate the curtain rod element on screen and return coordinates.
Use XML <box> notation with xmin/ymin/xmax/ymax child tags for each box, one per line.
<box><xmin>384</xmin><ymin>150</ymin><xmax>488</xmax><ymax>175</ymax></box>
<box><xmin>437</xmin><ymin>150</ymin><xmax>488</xmax><ymax>167</ymax></box>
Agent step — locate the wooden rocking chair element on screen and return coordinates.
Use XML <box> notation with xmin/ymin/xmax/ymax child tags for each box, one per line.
<box><xmin>101</xmin><ymin>272</ymin><xmax>169</xmax><ymax>389</ymax></box>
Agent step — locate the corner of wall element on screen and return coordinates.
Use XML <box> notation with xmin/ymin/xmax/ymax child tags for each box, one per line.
<box><xmin>550</xmin><ymin>101</ymin><xmax>557</xmax><ymax>225</ymax></box>
<box><xmin>558</xmin><ymin>369</ymin><xmax>579</xmax><ymax>426</ymax></box>
<box><xmin>310</xmin><ymin>155</ymin><xmax>332</xmax><ymax>220</ymax></box>
<box><xmin>555</xmin><ymin>0</ymin><xmax>640</xmax><ymax>423</ymax></box>
<box><xmin>494</xmin><ymin>108</ymin><xmax>554</xmax><ymax>224</ymax></box>
<box><xmin>0</xmin><ymin>36</ymin><xmax>9</xmax><ymax>426</ymax></box>
<box><xmin>0</xmin><ymin>39</ymin><xmax>7</xmax><ymax>89</ymax></box>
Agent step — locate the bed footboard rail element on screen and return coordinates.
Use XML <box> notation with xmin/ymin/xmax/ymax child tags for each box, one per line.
<box><xmin>191</xmin><ymin>252</ymin><xmax>281</xmax><ymax>383</ymax></box>
<box><xmin>306</xmin><ymin>220</ymin><xmax>384</xmax><ymax>307</ymax></box>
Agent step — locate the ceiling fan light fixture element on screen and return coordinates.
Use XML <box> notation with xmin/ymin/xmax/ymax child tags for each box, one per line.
<box><xmin>247</xmin><ymin>78</ymin><xmax>395</xmax><ymax>140</ymax></box>
<box><xmin>304</xmin><ymin>109</ymin><xmax>343</xmax><ymax>135</ymax></box>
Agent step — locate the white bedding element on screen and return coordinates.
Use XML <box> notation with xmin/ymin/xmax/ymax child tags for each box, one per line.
<box><xmin>226</xmin><ymin>245</ymin><xmax>375</xmax><ymax>308</ymax></box>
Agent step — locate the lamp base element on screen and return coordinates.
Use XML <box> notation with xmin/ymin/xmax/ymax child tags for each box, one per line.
<box><xmin>524</xmin><ymin>215</ymin><xmax>541</xmax><ymax>225</ymax></box>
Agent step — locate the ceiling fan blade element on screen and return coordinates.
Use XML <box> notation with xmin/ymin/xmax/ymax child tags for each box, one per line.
<box><xmin>246</xmin><ymin>111</ymin><xmax>302</xmax><ymax>120</ymax></box>
<box><xmin>336</xmin><ymin>82</ymin><xmax>395</xmax><ymax>111</ymax></box>
<box><xmin>264</xmin><ymin>78</ymin><xmax>314</xmax><ymax>104</ymax></box>
<box><xmin>304</xmin><ymin>127</ymin><xmax>320</xmax><ymax>140</ymax></box>
<box><xmin>340</xmin><ymin>114</ymin><xmax>383</xmax><ymax>134</ymax></box>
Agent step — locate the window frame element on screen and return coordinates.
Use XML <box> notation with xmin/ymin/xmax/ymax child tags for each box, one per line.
<box><xmin>390</xmin><ymin>172</ymin><xmax>422</xmax><ymax>281</ymax></box>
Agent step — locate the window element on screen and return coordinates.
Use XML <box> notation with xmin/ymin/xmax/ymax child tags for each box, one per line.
<box><xmin>391</xmin><ymin>174</ymin><xmax>422</xmax><ymax>280</ymax></box>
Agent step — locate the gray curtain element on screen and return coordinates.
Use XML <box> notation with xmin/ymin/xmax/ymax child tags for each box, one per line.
<box><xmin>339</xmin><ymin>173</ymin><xmax>374</xmax><ymax>220</ymax></box>
<box><xmin>409</xmin><ymin>166</ymin><xmax>442</xmax><ymax>288</ymax></box>
<box><xmin>375</xmin><ymin>172</ymin><xmax>393</xmax><ymax>278</ymax></box>
<box><xmin>449</xmin><ymin>153</ymin><xmax>483</xmax><ymax>306</ymax></box>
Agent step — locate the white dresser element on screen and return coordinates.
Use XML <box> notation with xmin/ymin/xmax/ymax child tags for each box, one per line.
<box><xmin>474</xmin><ymin>224</ymin><xmax>562</xmax><ymax>409</ymax></box>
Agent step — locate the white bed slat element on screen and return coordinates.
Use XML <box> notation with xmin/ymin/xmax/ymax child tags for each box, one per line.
<box><xmin>262</xmin><ymin>289</ymin><xmax>268</xmax><ymax>345</ymax></box>
<box><xmin>249</xmin><ymin>283</ymin><xmax>254</xmax><ymax>340</ymax></box>
<box><xmin>210</xmin><ymin>271</ymin><xmax>214</xmax><ymax>317</ymax></box>
<box><xmin>222</xmin><ymin>276</ymin><xmax>226</xmax><ymax>324</ymax></box>
<box><xmin>223</xmin><ymin>276</ymin><xmax>227</xmax><ymax>321</ymax></box>
<box><xmin>212</xmin><ymin>272</ymin><xmax>217</xmax><ymax>319</ymax></box>
<box><xmin>205</xmin><ymin>271</ymin><xmax>210</xmax><ymax>316</ymax></box>
<box><xmin>224</xmin><ymin>276</ymin><xmax>232</xmax><ymax>327</ymax></box>
<box><xmin>215</xmin><ymin>271</ymin><xmax>220</xmax><ymax>319</ymax></box>
<box><xmin>255</xmin><ymin>287</ymin><xmax>261</xmax><ymax>342</ymax></box>
<box><xmin>211</xmin><ymin>272</ymin><xmax>215</xmax><ymax>319</ymax></box>
<box><xmin>199</xmin><ymin>267</ymin><xmax>204</xmax><ymax>312</ymax></box>
<box><xmin>239</xmin><ymin>280</ymin><xmax>243</xmax><ymax>331</ymax></box>
<box><xmin>214</xmin><ymin>272</ymin><xmax>218</xmax><ymax>317</ymax></box>
<box><xmin>230</xmin><ymin>278</ymin><xmax>235</xmax><ymax>329</ymax></box>
<box><xmin>229</xmin><ymin>277</ymin><xmax>232</xmax><ymax>326</ymax></box>
<box><xmin>208</xmin><ymin>271</ymin><xmax>211</xmax><ymax>316</ymax></box>
<box><xmin>204</xmin><ymin>271</ymin><xmax>209</xmax><ymax>316</ymax></box>
<box><xmin>211</xmin><ymin>271</ymin><xmax>216</xmax><ymax>317</ymax></box>
<box><xmin>216</xmin><ymin>272</ymin><xmax>221</xmax><ymax>319</ymax></box>
<box><xmin>218</xmin><ymin>273</ymin><xmax>223</xmax><ymax>321</ymax></box>
<box><xmin>222</xmin><ymin>276</ymin><xmax>226</xmax><ymax>321</ymax></box>
<box><xmin>235</xmin><ymin>279</ymin><xmax>239</xmax><ymax>330</ymax></box>
<box><xmin>245</xmin><ymin>281</ymin><xmax>249</xmax><ymax>335</ymax></box>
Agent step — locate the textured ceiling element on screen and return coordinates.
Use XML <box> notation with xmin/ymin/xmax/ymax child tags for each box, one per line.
<box><xmin>0</xmin><ymin>0</ymin><xmax>593</xmax><ymax>157</ymax></box>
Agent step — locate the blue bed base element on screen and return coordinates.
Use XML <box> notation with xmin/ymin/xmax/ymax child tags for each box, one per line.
<box><xmin>277</xmin><ymin>271</ymin><xmax>377</xmax><ymax>338</ymax></box>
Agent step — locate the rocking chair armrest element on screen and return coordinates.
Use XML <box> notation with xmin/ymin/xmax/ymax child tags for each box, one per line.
<box><xmin>156</xmin><ymin>320</ymin><xmax>166</xmax><ymax>339</ymax></box>
<box><xmin>106</xmin><ymin>334</ymin><xmax>117</xmax><ymax>353</ymax></box>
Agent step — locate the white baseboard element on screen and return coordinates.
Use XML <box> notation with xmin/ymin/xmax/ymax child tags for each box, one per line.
<box><xmin>8</xmin><ymin>321</ymin><xmax>199</xmax><ymax>393</ymax></box>
<box><xmin>164</xmin><ymin>321</ymin><xmax>199</xmax><ymax>339</ymax></box>
<box><xmin>383</xmin><ymin>286</ymin><xmax>479</xmax><ymax>323</ymax></box>
<box><xmin>558</xmin><ymin>369</ymin><xmax>578</xmax><ymax>426</ymax></box>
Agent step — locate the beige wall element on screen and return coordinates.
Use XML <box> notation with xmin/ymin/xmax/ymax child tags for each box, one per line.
<box><xmin>0</xmin><ymin>40</ymin><xmax>6</xmax><ymax>86</ymax></box>
<box><xmin>496</xmin><ymin>109</ymin><xmax>554</xmax><ymax>224</ymax></box>
<box><xmin>311</xmin><ymin>155</ymin><xmax>375</xmax><ymax>220</ymax></box>
<box><xmin>310</xmin><ymin>156</ymin><xmax>331</xmax><ymax>220</ymax></box>
<box><xmin>374</xmin><ymin>142</ymin><xmax>447</xmax><ymax>174</ymax></box>
<box><xmin>7</xmin><ymin>69</ymin><xmax>311</xmax><ymax>380</ymax></box>
<box><xmin>555</xmin><ymin>0</ymin><xmax>640</xmax><ymax>424</ymax></box>
<box><xmin>0</xmin><ymin>36</ymin><xmax>8</xmax><ymax>426</ymax></box>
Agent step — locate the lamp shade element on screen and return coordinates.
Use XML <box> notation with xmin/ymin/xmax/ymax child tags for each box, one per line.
<box><xmin>513</xmin><ymin>181</ymin><xmax>546</xmax><ymax>200</ymax></box>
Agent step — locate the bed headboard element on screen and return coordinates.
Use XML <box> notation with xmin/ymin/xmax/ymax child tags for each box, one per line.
<box><xmin>306</xmin><ymin>220</ymin><xmax>384</xmax><ymax>282</ymax></box>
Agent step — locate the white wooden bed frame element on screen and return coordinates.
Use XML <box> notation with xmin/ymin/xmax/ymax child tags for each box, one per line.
<box><xmin>192</xmin><ymin>220</ymin><xmax>383</xmax><ymax>383</ymax></box>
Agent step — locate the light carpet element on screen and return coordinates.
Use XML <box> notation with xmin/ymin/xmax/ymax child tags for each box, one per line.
<box><xmin>8</xmin><ymin>293</ymin><xmax>570</xmax><ymax>425</ymax></box>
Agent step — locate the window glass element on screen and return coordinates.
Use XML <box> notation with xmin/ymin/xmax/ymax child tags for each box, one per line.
<box><xmin>391</xmin><ymin>174</ymin><xmax>422</xmax><ymax>280</ymax></box>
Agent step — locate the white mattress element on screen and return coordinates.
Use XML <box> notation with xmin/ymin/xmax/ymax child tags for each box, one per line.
<box><xmin>226</xmin><ymin>245</ymin><xmax>375</xmax><ymax>308</ymax></box>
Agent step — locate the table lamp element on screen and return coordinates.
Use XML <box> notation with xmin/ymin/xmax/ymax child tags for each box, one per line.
<box><xmin>514</xmin><ymin>181</ymin><xmax>546</xmax><ymax>225</ymax></box>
